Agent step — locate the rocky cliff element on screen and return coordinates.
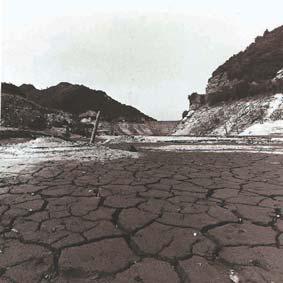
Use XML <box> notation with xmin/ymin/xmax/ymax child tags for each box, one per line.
<box><xmin>206</xmin><ymin>26</ymin><xmax>283</xmax><ymax>101</ymax></box>
<box><xmin>175</xmin><ymin>92</ymin><xmax>283</xmax><ymax>136</ymax></box>
<box><xmin>175</xmin><ymin>25</ymin><xmax>283</xmax><ymax>136</ymax></box>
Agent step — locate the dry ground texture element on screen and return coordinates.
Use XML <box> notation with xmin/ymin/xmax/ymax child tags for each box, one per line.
<box><xmin>0</xmin><ymin>137</ymin><xmax>283</xmax><ymax>282</ymax></box>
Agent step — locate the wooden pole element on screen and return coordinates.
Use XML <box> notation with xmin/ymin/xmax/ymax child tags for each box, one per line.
<box><xmin>89</xmin><ymin>111</ymin><xmax>101</xmax><ymax>144</ymax></box>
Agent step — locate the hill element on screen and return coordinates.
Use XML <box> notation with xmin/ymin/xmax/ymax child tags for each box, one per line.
<box><xmin>206</xmin><ymin>25</ymin><xmax>283</xmax><ymax>104</ymax></box>
<box><xmin>212</xmin><ymin>26</ymin><xmax>283</xmax><ymax>83</ymax></box>
<box><xmin>14</xmin><ymin>82</ymin><xmax>154</xmax><ymax>122</ymax></box>
<box><xmin>177</xmin><ymin>25</ymin><xmax>283</xmax><ymax>136</ymax></box>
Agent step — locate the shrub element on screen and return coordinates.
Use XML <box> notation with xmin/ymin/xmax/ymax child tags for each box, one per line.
<box><xmin>182</xmin><ymin>110</ymin><xmax>189</xmax><ymax>119</ymax></box>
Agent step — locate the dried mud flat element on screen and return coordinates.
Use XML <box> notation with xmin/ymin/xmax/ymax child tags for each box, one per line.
<box><xmin>0</xmin><ymin>138</ymin><xmax>283</xmax><ymax>282</ymax></box>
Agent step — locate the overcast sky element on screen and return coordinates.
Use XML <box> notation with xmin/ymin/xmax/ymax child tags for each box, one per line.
<box><xmin>2</xmin><ymin>0</ymin><xmax>283</xmax><ymax>120</ymax></box>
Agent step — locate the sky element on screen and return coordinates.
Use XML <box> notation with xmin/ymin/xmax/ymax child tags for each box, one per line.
<box><xmin>1</xmin><ymin>0</ymin><xmax>283</xmax><ymax>120</ymax></box>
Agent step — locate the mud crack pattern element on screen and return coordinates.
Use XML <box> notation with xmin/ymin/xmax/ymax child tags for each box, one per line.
<box><xmin>0</xmin><ymin>151</ymin><xmax>283</xmax><ymax>282</ymax></box>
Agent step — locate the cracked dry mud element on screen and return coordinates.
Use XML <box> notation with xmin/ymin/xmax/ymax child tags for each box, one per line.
<box><xmin>0</xmin><ymin>150</ymin><xmax>283</xmax><ymax>282</ymax></box>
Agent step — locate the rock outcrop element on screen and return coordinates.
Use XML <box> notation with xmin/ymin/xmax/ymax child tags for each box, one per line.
<box><xmin>206</xmin><ymin>72</ymin><xmax>239</xmax><ymax>95</ymax></box>
<box><xmin>206</xmin><ymin>26</ymin><xmax>283</xmax><ymax>100</ymax></box>
<box><xmin>177</xmin><ymin>25</ymin><xmax>283</xmax><ymax>136</ymax></box>
<box><xmin>188</xmin><ymin>93</ymin><xmax>206</xmax><ymax>110</ymax></box>
<box><xmin>175</xmin><ymin>93</ymin><xmax>283</xmax><ymax>136</ymax></box>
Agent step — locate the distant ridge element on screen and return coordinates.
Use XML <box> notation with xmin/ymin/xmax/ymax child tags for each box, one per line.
<box><xmin>1</xmin><ymin>82</ymin><xmax>155</xmax><ymax>122</ymax></box>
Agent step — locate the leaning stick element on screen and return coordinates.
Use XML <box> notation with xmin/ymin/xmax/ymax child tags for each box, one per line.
<box><xmin>89</xmin><ymin>110</ymin><xmax>101</xmax><ymax>144</ymax></box>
